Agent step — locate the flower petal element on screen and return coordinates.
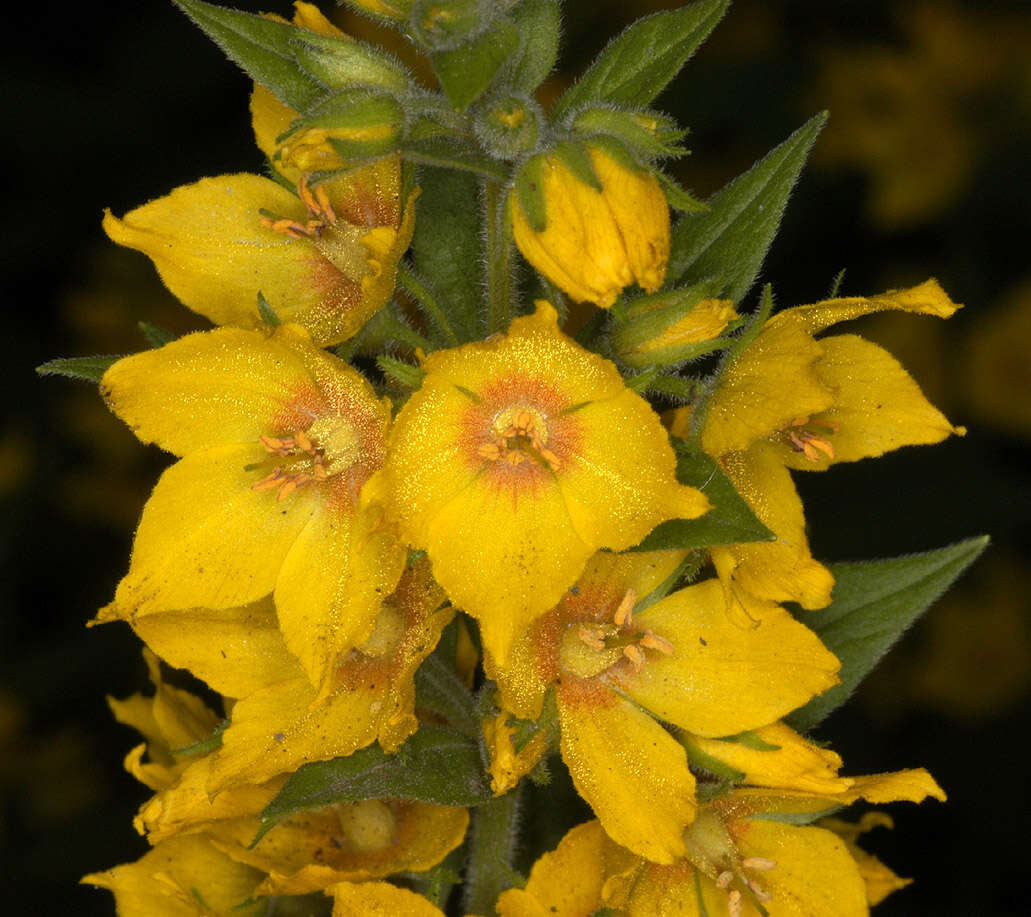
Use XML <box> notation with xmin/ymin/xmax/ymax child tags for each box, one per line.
<box><xmin>611</xmin><ymin>579</ymin><xmax>840</xmax><ymax>736</ymax></box>
<box><xmin>275</xmin><ymin>500</ymin><xmax>406</xmax><ymax>693</ymax></box>
<box><xmin>131</xmin><ymin>599</ymin><xmax>305</xmax><ymax>699</ymax></box>
<box><xmin>779</xmin><ymin>333</ymin><xmax>963</xmax><ymax>470</ymax></box>
<box><xmin>99</xmin><ymin>443</ymin><xmax>319</xmax><ymax>621</ymax></box>
<box><xmin>557</xmin><ymin>678</ymin><xmax>696</xmax><ymax>864</ymax></box>
<box><xmin>331</xmin><ymin>881</ymin><xmax>447</xmax><ymax>917</ymax></box>
<box><xmin>100</xmin><ymin>324</ymin><xmax>323</xmax><ymax>457</ymax></box>
<box><xmin>712</xmin><ymin>443</ymin><xmax>835</xmax><ymax>609</ymax></box>
<box><xmin>773</xmin><ymin>278</ymin><xmax>960</xmax><ymax>336</ymax></box>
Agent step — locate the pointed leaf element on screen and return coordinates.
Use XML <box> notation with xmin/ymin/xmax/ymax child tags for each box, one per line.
<box><xmin>631</xmin><ymin>449</ymin><xmax>774</xmax><ymax>551</ymax></box>
<box><xmin>173</xmin><ymin>0</ymin><xmax>327</xmax><ymax>111</ymax></box>
<box><xmin>507</xmin><ymin>0</ymin><xmax>560</xmax><ymax>94</ymax></box>
<box><xmin>431</xmin><ymin>19</ymin><xmax>520</xmax><ymax>111</ymax></box>
<box><xmin>36</xmin><ymin>355</ymin><xmax>121</xmax><ymax>384</ymax></box>
<box><xmin>787</xmin><ymin>536</ymin><xmax>990</xmax><ymax>732</ymax></box>
<box><xmin>257</xmin><ymin>725</ymin><xmax>492</xmax><ymax>840</ymax></box>
<box><xmin>409</xmin><ymin>167</ymin><xmax>486</xmax><ymax>340</ymax></box>
<box><xmin>552</xmin><ymin>0</ymin><xmax>729</xmax><ymax>119</ymax></box>
<box><xmin>414</xmin><ymin>654</ymin><xmax>480</xmax><ymax>739</ymax></box>
<box><xmin>668</xmin><ymin>112</ymin><xmax>827</xmax><ymax>302</ymax></box>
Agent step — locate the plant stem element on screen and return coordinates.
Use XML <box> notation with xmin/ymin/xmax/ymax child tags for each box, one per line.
<box><xmin>463</xmin><ymin>788</ymin><xmax>523</xmax><ymax>916</ymax></box>
<box><xmin>485</xmin><ymin>179</ymin><xmax>514</xmax><ymax>335</ymax></box>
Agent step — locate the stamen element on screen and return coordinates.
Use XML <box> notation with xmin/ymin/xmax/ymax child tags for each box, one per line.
<box><xmin>613</xmin><ymin>589</ymin><xmax>636</xmax><ymax>627</ymax></box>
<box><xmin>742</xmin><ymin>857</ymin><xmax>777</xmax><ymax>871</ymax></box>
<box><xmin>622</xmin><ymin>644</ymin><xmax>646</xmax><ymax>669</ymax></box>
<box><xmin>747</xmin><ymin>879</ymin><xmax>772</xmax><ymax>902</ymax></box>
<box><xmin>578</xmin><ymin>625</ymin><xmax>607</xmax><ymax>651</ymax></box>
<box><xmin>716</xmin><ymin>871</ymin><xmax>734</xmax><ymax>889</ymax></box>
<box><xmin>639</xmin><ymin>630</ymin><xmax>674</xmax><ymax>655</ymax></box>
<box><xmin>784</xmin><ymin>416</ymin><xmax>836</xmax><ymax>462</ymax></box>
<box><xmin>728</xmin><ymin>889</ymin><xmax>742</xmax><ymax>917</ymax></box>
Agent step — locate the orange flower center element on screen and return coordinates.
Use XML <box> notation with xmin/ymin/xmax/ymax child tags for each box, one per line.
<box><xmin>251</xmin><ymin>415</ymin><xmax>361</xmax><ymax>501</ymax></box>
<box><xmin>557</xmin><ymin>588</ymin><xmax>674</xmax><ymax>678</ymax></box>
<box><xmin>780</xmin><ymin>415</ymin><xmax>838</xmax><ymax>461</ymax></box>
<box><xmin>260</xmin><ymin>175</ymin><xmax>373</xmax><ymax>283</ymax></box>
<box><xmin>477</xmin><ymin>405</ymin><xmax>561</xmax><ymax>471</ymax></box>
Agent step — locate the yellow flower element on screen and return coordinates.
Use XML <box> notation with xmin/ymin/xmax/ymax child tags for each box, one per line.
<box><xmin>82</xmin><ymin>834</ymin><xmax>266</xmax><ymax>917</ymax></box>
<box><xmin>819</xmin><ymin>813</ymin><xmax>912</xmax><ymax>906</ymax></box>
<box><xmin>498</xmin><ymin>769</ymin><xmax>943</xmax><ymax>916</ymax></box>
<box><xmin>376</xmin><ymin>301</ymin><xmax>709</xmax><ymax>664</ymax></box>
<box><xmin>96</xmin><ymin>325</ymin><xmax>406</xmax><ymax>696</ymax></box>
<box><xmin>510</xmin><ymin>146</ymin><xmax>670</xmax><ymax>307</ymax></box>
<box><xmin>103</xmin><ymin>158</ymin><xmax>415</xmax><ymax>347</ymax></box>
<box><xmin>674</xmin><ymin>279</ymin><xmax>964</xmax><ymax>612</ymax></box>
<box><xmin>330</xmin><ymin>881</ymin><xmax>447</xmax><ymax>917</ymax></box>
<box><xmin>107</xmin><ymin>649</ymin><xmax>222</xmax><ymax>793</ymax></box>
<box><xmin>488</xmin><ymin>550</ymin><xmax>840</xmax><ymax>864</ymax></box>
<box><xmin>680</xmin><ymin>721</ymin><xmax>853</xmax><ymax>795</ymax></box>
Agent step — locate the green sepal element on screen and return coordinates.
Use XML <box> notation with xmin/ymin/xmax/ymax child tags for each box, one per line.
<box><xmin>683</xmin><ymin>743</ymin><xmax>746</xmax><ymax>783</ymax></box>
<box><xmin>402</xmin><ymin>136</ymin><xmax>509</xmax><ymax>180</ymax></box>
<box><xmin>281</xmin><ymin>90</ymin><xmax>404</xmax><ymax>159</ymax></box>
<box><xmin>721</xmin><ymin>730</ymin><xmax>780</xmax><ymax>752</ymax></box>
<box><xmin>552</xmin><ymin>140</ymin><xmax>602</xmax><ymax>191</ymax></box>
<box><xmin>138</xmin><ymin>321</ymin><xmax>177</xmax><ymax>348</ymax></box>
<box><xmin>513</xmin><ymin>153</ymin><xmax>550</xmax><ymax>233</ymax></box>
<box><xmin>377</xmin><ymin>354</ymin><xmax>426</xmax><ymax>389</ymax></box>
<box><xmin>409</xmin><ymin>167</ymin><xmax>486</xmax><ymax>341</ymax></box>
<box><xmin>172</xmin><ymin>0</ymin><xmax>326</xmax><ymax>111</ymax></box>
<box><xmin>474</xmin><ymin>93</ymin><xmax>542</xmax><ymax>159</ymax></box>
<box><xmin>506</xmin><ymin>0</ymin><xmax>560</xmax><ymax>94</ymax></box>
<box><xmin>631</xmin><ymin>448</ymin><xmax>775</xmax><ymax>551</ymax></box>
<box><xmin>749</xmin><ymin>806</ymin><xmax>843</xmax><ymax>826</ymax></box>
<box><xmin>36</xmin><ymin>355</ymin><xmax>122</xmax><ymax>384</ymax></box>
<box><xmin>787</xmin><ymin>536</ymin><xmax>990</xmax><ymax>732</ymax></box>
<box><xmin>254</xmin><ymin>724</ymin><xmax>493</xmax><ymax>843</ymax></box>
<box><xmin>552</xmin><ymin>0</ymin><xmax>730</xmax><ymax>119</ymax></box>
<box><xmin>667</xmin><ymin>112</ymin><xmax>827</xmax><ymax>302</ymax></box>
<box><xmin>571</xmin><ymin>106</ymin><xmax>688</xmax><ymax>160</ymax></box>
<box><xmin>659</xmin><ymin>172</ymin><xmax>707</xmax><ymax>213</ymax></box>
<box><xmin>256</xmin><ymin>291</ymin><xmax>281</xmax><ymax>327</ymax></box>
<box><xmin>287</xmin><ymin>29</ymin><xmax>409</xmax><ymax>93</ymax></box>
<box><xmin>414</xmin><ymin>653</ymin><xmax>480</xmax><ymax>740</ymax></box>
<box><xmin>170</xmin><ymin>720</ymin><xmax>228</xmax><ymax>757</ymax></box>
<box><xmin>430</xmin><ymin>18</ymin><xmax>520</xmax><ymax>111</ymax></box>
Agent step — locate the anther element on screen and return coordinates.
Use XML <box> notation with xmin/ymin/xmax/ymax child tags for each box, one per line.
<box><xmin>613</xmin><ymin>589</ymin><xmax>636</xmax><ymax>627</ymax></box>
<box><xmin>578</xmin><ymin>625</ymin><xmax>607</xmax><ymax>651</ymax></box>
<box><xmin>639</xmin><ymin>630</ymin><xmax>674</xmax><ymax>655</ymax></box>
<box><xmin>746</xmin><ymin>879</ymin><xmax>772</xmax><ymax>902</ymax></box>
<box><xmin>716</xmin><ymin>871</ymin><xmax>734</xmax><ymax>889</ymax></box>
<box><xmin>742</xmin><ymin>857</ymin><xmax>777</xmax><ymax>871</ymax></box>
<box><xmin>728</xmin><ymin>889</ymin><xmax>742</xmax><ymax>917</ymax></box>
<box><xmin>622</xmin><ymin>644</ymin><xmax>646</xmax><ymax>669</ymax></box>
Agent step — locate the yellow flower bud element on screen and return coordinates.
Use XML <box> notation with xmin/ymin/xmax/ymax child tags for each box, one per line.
<box><xmin>510</xmin><ymin>145</ymin><xmax>671</xmax><ymax>308</ymax></box>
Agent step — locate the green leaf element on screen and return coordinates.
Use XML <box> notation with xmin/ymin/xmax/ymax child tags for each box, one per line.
<box><xmin>431</xmin><ymin>18</ymin><xmax>520</xmax><ymax>111</ymax></box>
<box><xmin>138</xmin><ymin>321</ymin><xmax>177</xmax><ymax>348</ymax></box>
<box><xmin>787</xmin><ymin>536</ymin><xmax>990</xmax><ymax>732</ymax></box>
<box><xmin>377</xmin><ymin>354</ymin><xmax>426</xmax><ymax>389</ymax></box>
<box><xmin>631</xmin><ymin>449</ymin><xmax>774</xmax><ymax>551</ymax></box>
<box><xmin>256</xmin><ymin>291</ymin><xmax>281</xmax><ymax>327</ymax></box>
<box><xmin>36</xmin><ymin>355</ymin><xmax>121</xmax><ymax>384</ymax></box>
<box><xmin>414</xmin><ymin>654</ymin><xmax>479</xmax><ymax>739</ymax></box>
<box><xmin>256</xmin><ymin>725</ymin><xmax>492</xmax><ymax>841</ymax></box>
<box><xmin>667</xmin><ymin>112</ymin><xmax>827</xmax><ymax>302</ymax></box>
<box><xmin>286</xmin><ymin>30</ymin><xmax>409</xmax><ymax>93</ymax></box>
<box><xmin>507</xmin><ymin>0</ymin><xmax>560</xmax><ymax>94</ymax></box>
<box><xmin>173</xmin><ymin>0</ymin><xmax>326</xmax><ymax>111</ymax></box>
<box><xmin>552</xmin><ymin>0</ymin><xmax>729</xmax><ymax>119</ymax></box>
<box><xmin>409</xmin><ymin>167</ymin><xmax>486</xmax><ymax>341</ymax></box>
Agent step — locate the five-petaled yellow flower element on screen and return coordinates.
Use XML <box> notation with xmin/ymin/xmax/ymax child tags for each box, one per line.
<box><xmin>674</xmin><ymin>279</ymin><xmax>965</xmax><ymax>615</ymax></box>
<box><xmin>489</xmin><ymin>550</ymin><xmax>840</xmax><ymax>863</ymax></box>
<box><xmin>510</xmin><ymin>145</ymin><xmax>670</xmax><ymax>308</ymax></box>
<box><xmin>375</xmin><ymin>301</ymin><xmax>710</xmax><ymax>664</ymax></box>
<box><xmin>97</xmin><ymin>324</ymin><xmax>406</xmax><ymax>697</ymax></box>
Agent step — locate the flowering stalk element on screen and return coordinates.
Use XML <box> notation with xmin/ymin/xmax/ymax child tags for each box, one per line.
<box><xmin>37</xmin><ymin>1</ymin><xmax>990</xmax><ymax>915</ymax></box>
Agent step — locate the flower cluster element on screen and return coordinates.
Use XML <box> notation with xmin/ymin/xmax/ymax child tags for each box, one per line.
<box><xmin>61</xmin><ymin>3</ymin><xmax>981</xmax><ymax>916</ymax></box>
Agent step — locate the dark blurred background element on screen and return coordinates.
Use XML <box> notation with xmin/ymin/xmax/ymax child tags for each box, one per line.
<box><xmin>3</xmin><ymin>0</ymin><xmax>1029</xmax><ymax>913</ymax></box>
